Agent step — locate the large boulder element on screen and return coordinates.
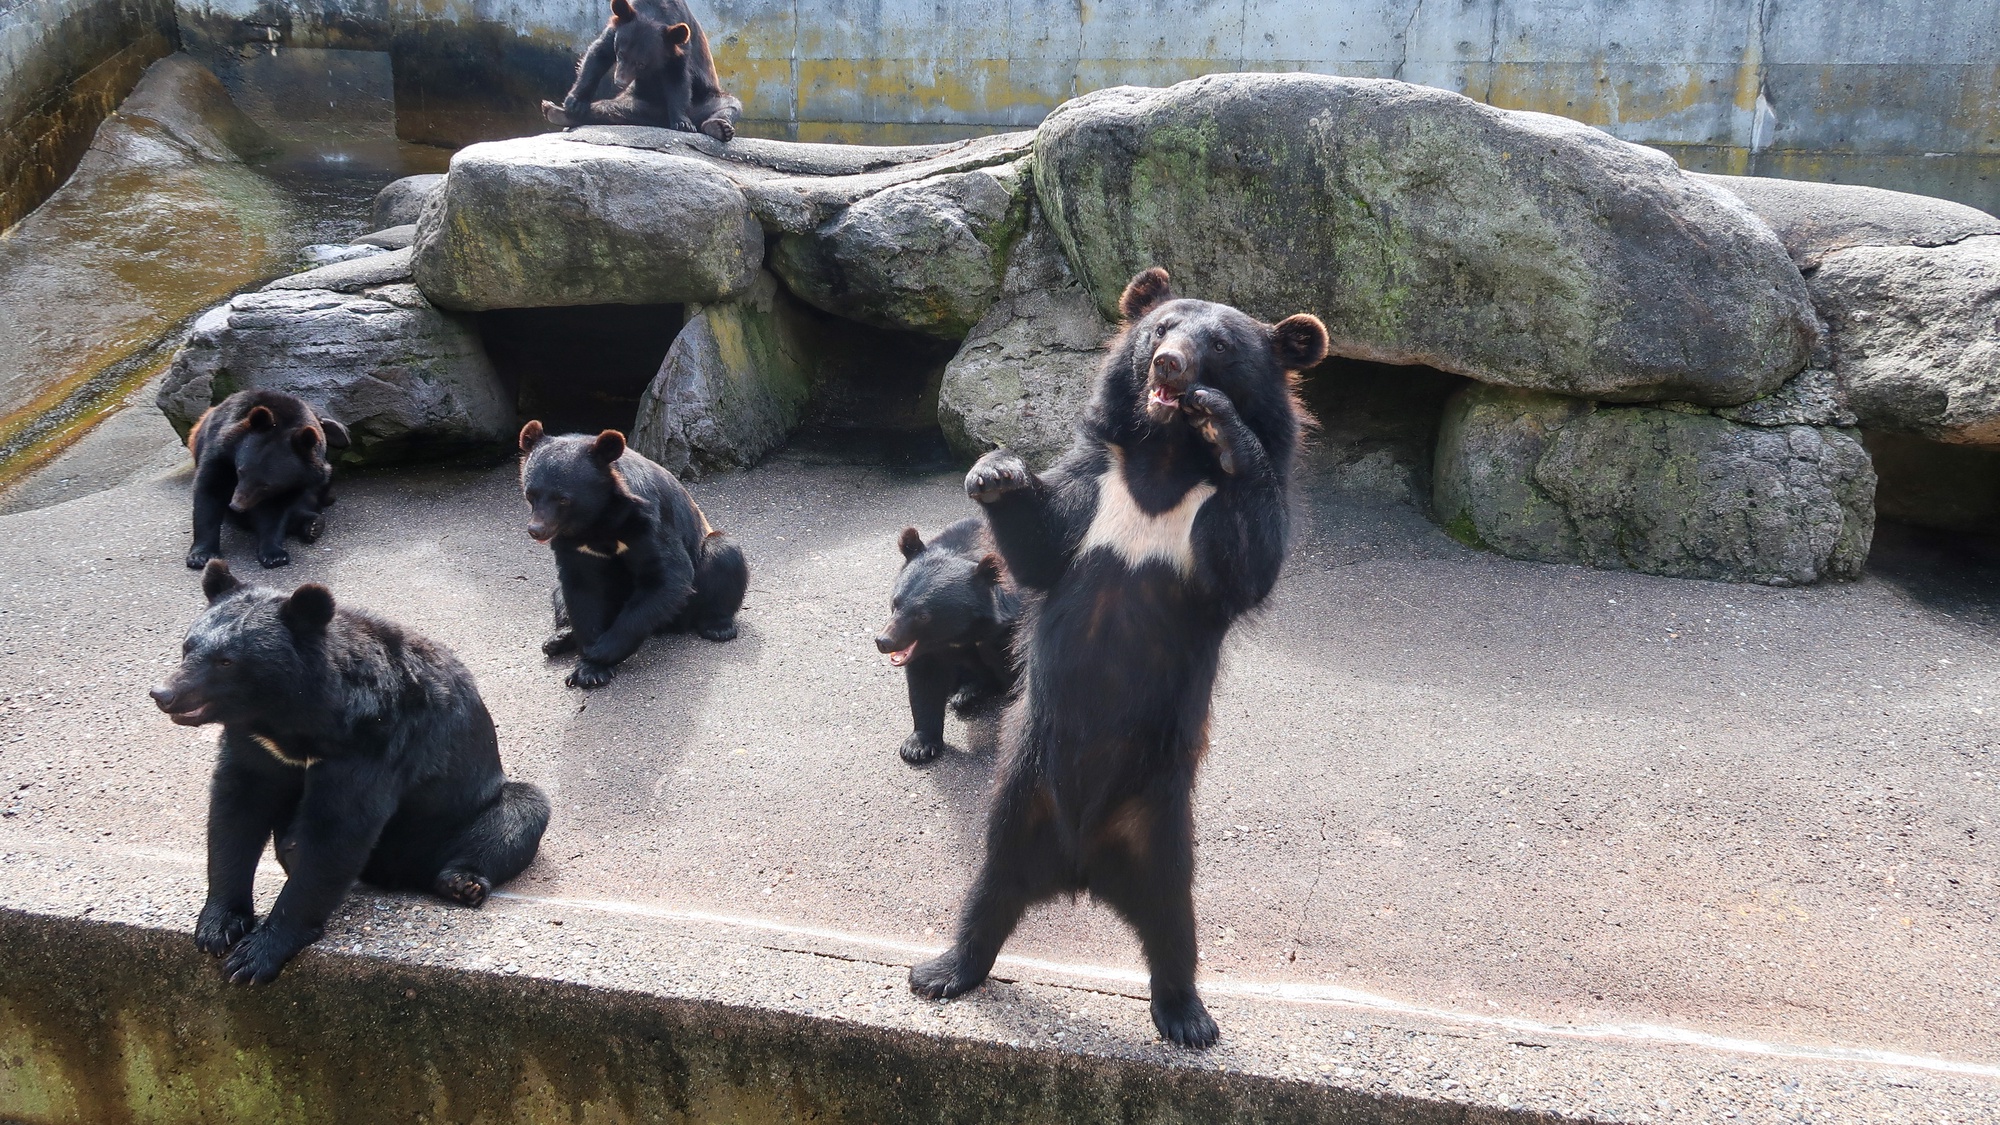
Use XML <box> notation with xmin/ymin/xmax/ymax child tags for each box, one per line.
<box><xmin>937</xmin><ymin>209</ymin><xmax>1115</xmax><ymax>466</ymax></box>
<box><xmin>770</xmin><ymin>160</ymin><xmax>1029</xmax><ymax>338</ymax></box>
<box><xmin>1035</xmin><ymin>74</ymin><xmax>1816</xmax><ymax>406</ymax></box>
<box><xmin>412</xmin><ymin>133</ymin><xmax>763</xmax><ymax>311</ymax></box>
<box><xmin>1695</xmin><ymin>173</ymin><xmax>2000</xmax><ymax>269</ymax></box>
<box><xmin>630</xmin><ymin>272</ymin><xmax>817</xmax><ymax>479</ymax></box>
<box><xmin>1433</xmin><ymin>384</ymin><xmax>1874</xmax><ymax>586</ymax></box>
<box><xmin>372</xmin><ymin>174</ymin><xmax>444</xmax><ymax>229</ymax></box>
<box><xmin>157</xmin><ymin>284</ymin><xmax>511</xmax><ymax>463</ymax></box>
<box><xmin>1807</xmin><ymin>235</ymin><xmax>2000</xmax><ymax>447</ymax></box>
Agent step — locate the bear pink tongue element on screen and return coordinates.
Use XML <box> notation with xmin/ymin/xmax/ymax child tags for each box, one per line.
<box><xmin>887</xmin><ymin>641</ymin><xmax>917</xmax><ymax>667</ymax></box>
<box><xmin>1148</xmin><ymin>385</ymin><xmax>1180</xmax><ymax>408</ymax></box>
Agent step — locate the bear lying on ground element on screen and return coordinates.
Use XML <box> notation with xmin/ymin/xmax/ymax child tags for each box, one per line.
<box><xmin>877</xmin><ymin>518</ymin><xmax>1019</xmax><ymax>764</ymax></box>
<box><xmin>908</xmin><ymin>268</ymin><xmax>1328</xmax><ymax>1049</ymax></box>
<box><xmin>519</xmin><ymin>422</ymin><xmax>748</xmax><ymax>688</ymax></box>
<box><xmin>185</xmin><ymin>389</ymin><xmax>350</xmax><ymax>571</ymax></box>
<box><xmin>541</xmin><ymin>0</ymin><xmax>743</xmax><ymax>140</ymax></box>
<box><xmin>148</xmin><ymin>561</ymin><xmax>550</xmax><ymax>985</ymax></box>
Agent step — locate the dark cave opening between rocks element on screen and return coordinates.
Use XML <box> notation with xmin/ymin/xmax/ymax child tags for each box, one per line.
<box><xmin>1292</xmin><ymin>356</ymin><xmax>1471</xmax><ymax>508</ymax></box>
<box><xmin>477</xmin><ymin>303</ymin><xmax>685</xmax><ymax>437</ymax></box>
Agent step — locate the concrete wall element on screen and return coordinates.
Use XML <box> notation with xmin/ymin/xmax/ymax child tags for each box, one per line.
<box><xmin>0</xmin><ymin>0</ymin><xmax>179</xmax><ymax>230</ymax></box>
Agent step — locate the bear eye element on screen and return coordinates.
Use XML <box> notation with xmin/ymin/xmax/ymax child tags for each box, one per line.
<box><xmin>1154</xmin><ymin>323</ymin><xmax>1168</xmax><ymax>337</ymax></box>
<box><xmin>1212</xmin><ymin>339</ymin><xmax>1228</xmax><ymax>353</ymax></box>
<box><xmin>212</xmin><ymin>655</ymin><xmax>232</xmax><ymax>668</ymax></box>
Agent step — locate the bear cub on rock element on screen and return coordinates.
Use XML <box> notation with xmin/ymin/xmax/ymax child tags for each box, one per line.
<box><xmin>909</xmin><ymin>268</ymin><xmax>1328</xmax><ymax>1049</ymax></box>
<box><xmin>877</xmin><ymin>518</ymin><xmax>1019</xmax><ymax>764</ymax></box>
<box><xmin>149</xmin><ymin>561</ymin><xmax>550</xmax><ymax>985</ymax></box>
<box><xmin>542</xmin><ymin>0</ymin><xmax>743</xmax><ymax>140</ymax></box>
<box><xmin>520</xmin><ymin>422</ymin><xmax>748</xmax><ymax>689</ymax></box>
<box><xmin>185</xmin><ymin>389</ymin><xmax>350</xmax><ymax>571</ymax></box>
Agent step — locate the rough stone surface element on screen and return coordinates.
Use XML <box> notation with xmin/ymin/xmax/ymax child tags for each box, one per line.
<box><xmin>630</xmin><ymin>272</ymin><xmax>817</xmax><ymax>479</ymax></box>
<box><xmin>1709</xmin><ymin>366</ymin><xmax>1856</xmax><ymax>428</ymax></box>
<box><xmin>412</xmin><ymin>134</ymin><xmax>763</xmax><ymax>311</ymax></box>
<box><xmin>370</xmin><ymin>172</ymin><xmax>444</xmax><ymax>229</ymax></box>
<box><xmin>1036</xmin><ymin>73</ymin><xmax>1816</xmax><ymax>406</ymax></box>
<box><xmin>1808</xmin><ymin>235</ymin><xmax>2000</xmax><ymax>447</ymax></box>
<box><xmin>1695</xmin><ymin>173</ymin><xmax>2000</xmax><ymax>269</ymax></box>
<box><xmin>1433</xmin><ymin>384</ymin><xmax>1875</xmax><ymax>585</ymax></box>
<box><xmin>937</xmin><ymin>209</ymin><xmax>1115</xmax><ymax>466</ymax></box>
<box><xmin>771</xmin><ymin>159</ymin><xmax>1029</xmax><ymax>338</ymax></box>
<box><xmin>157</xmin><ymin>283</ymin><xmax>511</xmax><ymax>463</ymax></box>
<box><xmin>356</xmin><ymin>224</ymin><xmax>415</xmax><ymax>249</ymax></box>
<box><xmin>261</xmin><ymin>246</ymin><xmax>413</xmax><ymax>293</ymax></box>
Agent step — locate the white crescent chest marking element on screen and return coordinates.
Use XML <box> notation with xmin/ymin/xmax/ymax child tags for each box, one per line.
<box><xmin>252</xmin><ymin>734</ymin><xmax>316</xmax><ymax>768</ymax></box>
<box><xmin>576</xmin><ymin>541</ymin><xmax>629</xmax><ymax>559</ymax></box>
<box><xmin>1080</xmin><ymin>449</ymin><xmax>1215</xmax><ymax>576</ymax></box>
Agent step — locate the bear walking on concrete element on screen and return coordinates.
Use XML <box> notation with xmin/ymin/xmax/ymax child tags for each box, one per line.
<box><xmin>149</xmin><ymin>561</ymin><xmax>550</xmax><ymax>985</ymax></box>
<box><xmin>519</xmin><ymin>421</ymin><xmax>748</xmax><ymax>689</ymax></box>
<box><xmin>184</xmin><ymin>389</ymin><xmax>350</xmax><ymax>571</ymax></box>
<box><xmin>909</xmin><ymin>268</ymin><xmax>1328</xmax><ymax>1048</ymax></box>
<box><xmin>877</xmin><ymin>518</ymin><xmax>1019</xmax><ymax>764</ymax></box>
<box><xmin>542</xmin><ymin>0</ymin><xmax>743</xmax><ymax>140</ymax></box>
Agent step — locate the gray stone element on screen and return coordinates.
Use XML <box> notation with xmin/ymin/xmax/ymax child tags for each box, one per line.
<box><xmin>937</xmin><ymin>210</ymin><xmax>1115</xmax><ymax>467</ymax></box>
<box><xmin>1695</xmin><ymin>173</ymin><xmax>2000</xmax><ymax>269</ymax></box>
<box><xmin>261</xmin><ymin>246</ymin><xmax>413</xmax><ymax>293</ymax></box>
<box><xmin>1035</xmin><ymin>73</ymin><xmax>1816</xmax><ymax>406</ymax></box>
<box><xmin>371</xmin><ymin>174</ymin><xmax>444</xmax><ymax>229</ymax></box>
<box><xmin>630</xmin><ymin>272</ymin><xmax>817</xmax><ymax>479</ymax></box>
<box><xmin>356</xmin><ymin>224</ymin><xmax>415</xmax><ymax>249</ymax></box>
<box><xmin>772</xmin><ymin>160</ymin><xmax>1028</xmax><ymax>339</ymax></box>
<box><xmin>1808</xmin><ymin>235</ymin><xmax>2000</xmax><ymax>447</ymax></box>
<box><xmin>157</xmin><ymin>284</ymin><xmax>511</xmax><ymax>463</ymax></box>
<box><xmin>412</xmin><ymin>133</ymin><xmax>763</xmax><ymax>311</ymax></box>
<box><xmin>300</xmin><ymin>243</ymin><xmax>386</xmax><ymax>268</ymax></box>
<box><xmin>1433</xmin><ymin>384</ymin><xmax>1874</xmax><ymax>585</ymax></box>
<box><xmin>1710</xmin><ymin>367</ymin><xmax>1856</xmax><ymax>428</ymax></box>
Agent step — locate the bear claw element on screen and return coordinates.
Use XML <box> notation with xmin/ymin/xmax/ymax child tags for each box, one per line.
<box><xmin>194</xmin><ymin>904</ymin><xmax>255</xmax><ymax>956</ymax></box>
<box><xmin>899</xmin><ymin>731</ymin><xmax>944</xmax><ymax>764</ymax></box>
<box><xmin>567</xmin><ymin>659</ymin><xmax>615</xmax><ymax>689</ymax></box>
<box><xmin>700</xmin><ymin>118</ymin><xmax>735</xmax><ymax>142</ymax></box>
<box><xmin>697</xmin><ymin>621</ymin><xmax>739</xmax><ymax>642</ymax></box>
<box><xmin>1151</xmin><ymin>991</ymin><xmax>1219</xmax><ymax>1049</ymax></box>
<box><xmin>965</xmin><ymin>451</ymin><xmax>1029</xmax><ymax>503</ymax></box>
<box><xmin>909</xmin><ymin>950</ymin><xmax>986</xmax><ymax>999</ymax></box>
<box><xmin>542</xmin><ymin>630</ymin><xmax>577</xmax><ymax>656</ymax></box>
<box><xmin>259</xmin><ymin>548</ymin><xmax>291</xmax><ymax>569</ymax></box>
<box><xmin>436</xmin><ymin>869</ymin><xmax>491</xmax><ymax>908</ymax></box>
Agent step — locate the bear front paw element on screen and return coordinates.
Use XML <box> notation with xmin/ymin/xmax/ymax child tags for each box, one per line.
<box><xmin>434</xmin><ymin>868</ymin><xmax>491</xmax><ymax>908</ymax></box>
<box><xmin>700</xmin><ymin>117</ymin><xmax>736</xmax><ymax>142</ymax></box>
<box><xmin>909</xmin><ymin>949</ymin><xmax>986</xmax><ymax>999</ymax></box>
<box><xmin>221</xmin><ymin>923</ymin><xmax>310</xmax><ymax>985</ymax></box>
<box><xmin>258</xmin><ymin>547</ymin><xmax>291</xmax><ymax>569</ymax></box>
<box><xmin>697</xmin><ymin>620</ymin><xmax>739</xmax><ymax>642</ymax></box>
<box><xmin>296</xmin><ymin>514</ymin><xmax>325</xmax><ymax>544</ymax></box>
<box><xmin>186</xmin><ymin>546</ymin><xmax>219</xmax><ymax>570</ymax></box>
<box><xmin>194</xmin><ymin>903</ymin><xmax>255</xmax><ymax>956</ymax></box>
<box><xmin>965</xmin><ymin>451</ymin><xmax>1029</xmax><ymax>503</ymax></box>
<box><xmin>566</xmin><ymin>659</ymin><xmax>616</xmax><ymax>689</ymax></box>
<box><xmin>542</xmin><ymin>629</ymin><xmax>577</xmax><ymax>656</ymax></box>
<box><xmin>1151</xmin><ymin>990</ymin><xmax>1219</xmax><ymax>1049</ymax></box>
<box><xmin>899</xmin><ymin>731</ymin><xmax>945</xmax><ymax>764</ymax></box>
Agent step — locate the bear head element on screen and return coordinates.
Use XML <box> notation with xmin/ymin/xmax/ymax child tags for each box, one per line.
<box><xmin>875</xmin><ymin>527</ymin><xmax>1006</xmax><ymax>667</ymax></box>
<box><xmin>148</xmin><ymin>561</ymin><xmax>338</xmax><ymax>728</ymax></box>
<box><xmin>1090</xmin><ymin>267</ymin><xmax>1329</xmax><ymax>470</ymax></box>
<box><xmin>607</xmin><ymin>0</ymin><xmax>694</xmax><ymax>92</ymax></box>
<box><xmin>518</xmin><ymin>421</ymin><xmax>643</xmax><ymax>544</ymax></box>
<box><xmin>222</xmin><ymin>397</ymin><xmax>348</xmax><ymax>514</ymax></box>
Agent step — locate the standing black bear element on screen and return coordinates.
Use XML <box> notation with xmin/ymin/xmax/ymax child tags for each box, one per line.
<box><xmin>185</xmin><ymin>389</ymin><xmax>350</xmax><ymax>571</ymax></box>
<box><xmin>148</xmin><ymin>561</ymin><xmax>550</xmax><ymax>985</ymax></box>
<box><xmin>541</xmin><ymin>0</ymin><xmax>743</xmax><ymax>140</ymax></box>
<box><xmin>908</xmin><ymin>268</ymin><xmax>1328</xmax><ymax>1048</ymax></box>
<box><xmin>519</xmin><ymin>421</ymin><xmax>748</xmax><ymax>688</ymax></box>
<box><xmin>877</xmin><ymin>518</ymin><xmax>1019</xmax><ymax>764</ymax></box>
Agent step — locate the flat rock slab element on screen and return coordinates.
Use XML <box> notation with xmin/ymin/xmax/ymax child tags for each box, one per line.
<box><xmin>0</xmin><ymin>443</ymin><xmax>1995</xmax><ymax>1119</ymax></box>
<box><xmin>1036</xmin><ymin>74</ymin><xmax>1816</xmax><ymax>405</ymax></box>
<box><xmin>1696</xmin><ymin>172</ymin><xmax>2000</xmax><ymax>269</ymax></box>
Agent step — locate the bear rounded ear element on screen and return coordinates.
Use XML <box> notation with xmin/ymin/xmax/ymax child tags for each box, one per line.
<box><xmin>664</xmin><ymin>21</ymin><xmax>692</xmax><ymax>46</ymax></box>
<box><xmin>897</xmin><ymin>527</ymin><xmax>924</xmax><ymax>560</ymax></box>
<box><xmin>591</xmin><ymin>430</ymin><xmax>627</xmax><ymax>464</ymax></box>
<box><xmin>321</xmin><ymin>418</ymin><xmax>350</xmax><ymax>449</ymax></box>
<box><xmin>519</xmin><ymin>420</ymin><xmax>546</xmax><ymax>453</ymax></box>
<box><xmin>280</xmin><ymin>584</ymin><xmax>336</xmax><ymax>634</ymax></box>
<box><xmin>292</xmin><ymin>426</ymin><xmax>322</xmax><ymax>455</ymax></box>
<box><xmin>610</xmin><ymin>0</ymin><xmax>637</xmax><ymax>22</ymax></box>
<box><xmin>201</xmin><ymin>559</ymin><xmax>241</xmax><ymax>604</ymax></box>
<box><xmin>1119</xmin><ymin>267</ymin><xmax>1173</xmax><ymax>322</ymax></box>
<box><xmin>973</xmin><ymin>554</ymin><xmax>1004</xmax><ymax>586</ymax></box>
<box><xmin>1272</xmin><ymin>313</ymin><xmax>1330</xmax><ymax>371</ymax></box>
<box><xmin>246</xmin><ymin>405</ymin><xmax>277</xmax><ymax>432</ymax></box>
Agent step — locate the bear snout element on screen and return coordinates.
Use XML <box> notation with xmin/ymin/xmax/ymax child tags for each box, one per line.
<box><xmin>1150</xmin><ymin>346</ymin><xmax>1191</xmax><ymax>390</ymax></box>
<box><xmin>147</xmin><ymin>685</ymin><xmax>176</xmax><ymax>711</ymax></box>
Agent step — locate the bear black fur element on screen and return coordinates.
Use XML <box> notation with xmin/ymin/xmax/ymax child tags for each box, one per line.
<box><xmin>148</xmin><ymin>561</ymin><xmax>550</xmax><ymax>985</ymax></box>
<box><xmin>185</xmin><ymin>389</ymin><xmax>350</xmax><ymax>571</ymax></box>
<box><xmin>519</xmin><ymin>421</ymin><xmax>748</xmax><ymax>689</ymax></box>
<box><xmin>876</xmin><ymin>517</ymin><xmax>1019</xmax><ymax>764</ymax></box>
<box><xmin>907</xmin><ymin>268</ymin><xmax>1329</xmax><ymax>1049</ymax></box>
<box><xmin>541</xmin><ymin>0</ymin><xmax>742</xmax><ymax>140</ymax></box>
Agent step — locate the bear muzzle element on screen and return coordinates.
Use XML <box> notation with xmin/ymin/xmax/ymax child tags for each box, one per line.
<box><xmin>149</xmin><ymin>684</ymin><xmax>215</xmax><ymax>726</ymax></box>
<box><xmin>875</xmin><ymin>628</ymin><xmax>918</xmax><ymax>667</ymax></box>
<box><xmin>1146</xmin><ymin>345</ymin><xmax>1193</xmax><ymax>422</ymax></box>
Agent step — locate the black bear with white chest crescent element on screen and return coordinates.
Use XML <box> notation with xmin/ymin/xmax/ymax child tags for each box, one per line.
<box><xmin>542</xmin><ymin>0</ymin><xmax>742</xmax><ymax>140</ymax></box>
<box><xmin>149</xmin><ymin>561</ymin><xmax>550</xmax><ymax>984</ymax></box>
<box><xmin>519</xmin><ymin>421</ymin><xmax>748</xmax><ymax>689</ymax></box>
<box><xmin>185</xmin><ymin>389</ymin><xmax>350</xmax><ymax>571</ymax></box>
<box><xmin>908</xmin><ymin>268</ymin><xmax>1328</xmax><ymax>1048</ymax></box>
<box><xmin>876</xmin><ymin>518</ymin><xmax>1019</xmax><ymax>764</ymax></box>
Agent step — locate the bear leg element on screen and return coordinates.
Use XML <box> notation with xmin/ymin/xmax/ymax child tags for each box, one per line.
<box><xmin>429</xmin><ymin>781</ymin><xmax>552</xmax><ymax>908</ymax></box>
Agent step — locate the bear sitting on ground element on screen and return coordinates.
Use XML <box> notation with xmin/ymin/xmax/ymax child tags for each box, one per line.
<box><xmin>908</xmin><ymin>268</ymin><xmax>1328</xmax><ymax>1049</ymax></box>
<box><xmin>541</xmin><ymin>0</ymin><xmax>743</xmax><ymax>140</ymax></box>
<box><xmin>148</xmin><ymin>561</ymin><xmax>550</xmax><ymax>985</ymax></box>
<box><xmin>185</xmin><ymin>389</ymin><xmax>350</xmax><ymax>571</ymax></box>
<box><xmin>877</xmin><ymin>518</ymin><xmax>1019</xmax><ymax>764</ymax></box>
<box><xmin>519</xmin><ymin>421</ymin><xmax>748</xmax><ymax>689</ymax></box>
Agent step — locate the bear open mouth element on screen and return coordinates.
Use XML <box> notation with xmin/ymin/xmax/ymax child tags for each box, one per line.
<box><xmin>1147</xmin><ymin>383</ymin><xmax>1181</xmax><ymax>410</ymax></box>
<box><xmin>528</xmin><ymin>529</ymin><xmax>555</xmax><ymax>544</ymax></box>
<box><xmin>887</xmin><ymin>641</ymin><xmax>918</xmax><ymax>667</ymax></box>
<box><xmin>166</xmin><ymin>702</ymin><xmax>215</xmax><ymax>726</ymax></box>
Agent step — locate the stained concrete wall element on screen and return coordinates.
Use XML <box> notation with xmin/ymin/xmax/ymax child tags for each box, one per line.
<box><xmin>0</xmin><ymin>0</ymin><xmax>179</xmax><ymax>229</ymax></box>
<box><xmin>169</xmin><ymin>0</ymin><xmax>2000</xmax><ymax>212</ymax></box>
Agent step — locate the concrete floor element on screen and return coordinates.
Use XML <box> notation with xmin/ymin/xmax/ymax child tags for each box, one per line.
<box><xmin>1</xmin><ymin>429</ymin><xmax>1997</xmax><ymax>1120</ymax></box>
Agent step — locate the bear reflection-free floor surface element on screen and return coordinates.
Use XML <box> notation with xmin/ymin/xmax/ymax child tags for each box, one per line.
<box><xmin>1</xmin><ymin>438</ymin><xmax>1997</xmax><ymax>1098</ymax></box>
